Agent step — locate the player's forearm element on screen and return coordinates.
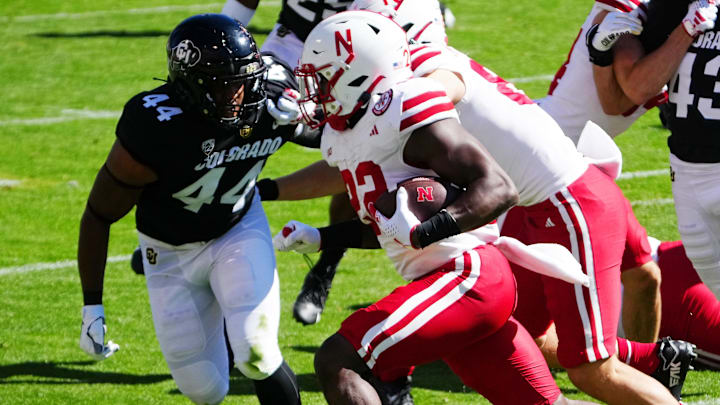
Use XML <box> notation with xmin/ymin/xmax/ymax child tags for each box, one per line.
<box><xmin>318</xmin><ymin>219</ymin><xmax>381</xmax><ymax>250</ymax></box>
<box><xmin>77</xmin><ymin>209</ymin><xmax>111</xmax><ymax>305</ymax></box>
<box><xmin>593</xmin><ymin>64</ymin><xmax>638</xmax><ymax>115</ymax></box>
<box><xmin>274</xmin><ymin>160</ymin><xmax>346</xmax><ymax>200</ymax></box>
<box><xmin>614</xmin><ymin>26</ymin><xmax>693</xmax><ymax>105</ymax></box>
<box><xmin>446</xmin><ymin>167</ymin><xmax>518</xmax><ymax>233</ymax></box>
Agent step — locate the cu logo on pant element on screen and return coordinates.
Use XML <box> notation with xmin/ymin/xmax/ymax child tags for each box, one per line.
<box><xmin>145</xmin><ymin>248</ymin><xmax>158</xmax><ymax>265</ymax></box>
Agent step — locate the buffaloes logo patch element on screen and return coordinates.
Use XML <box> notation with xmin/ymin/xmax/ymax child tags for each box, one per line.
<box><xmin>372</xmin><ymin>89</ymin><xmax>393</xmax><ymax>116</ymax></box>
<box><xmin>201</xmin><ymin>138</ymin><xmax>215</xmax><ymax>156</ymax></box>
<box><xmin>170</xmin><ymin>39</ymin><xmax>201</xmax><ymax>71</ymax></box>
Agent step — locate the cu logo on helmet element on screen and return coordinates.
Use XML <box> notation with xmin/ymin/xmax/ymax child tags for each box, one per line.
<box><xmin>171</xmin><ymin>40</ymin><xmax>201</xmax><ymax>70</ymax></box>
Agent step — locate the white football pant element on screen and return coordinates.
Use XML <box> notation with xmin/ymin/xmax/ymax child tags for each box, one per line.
<box><xmin>671</xmin><ymin>153</ymin><xmax>720</xmax><ymax>300</ymax></box>
<box><xmin>138</xmin><ymin>194</ymin><xmax>283</xmax><ymax>404</ymax></box>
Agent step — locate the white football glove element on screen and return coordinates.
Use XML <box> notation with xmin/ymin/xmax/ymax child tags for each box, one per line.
<box><xmin>592</xmin><ymin>10</ymin><xmax>644</xmax><ymax>51</ymax></box>
<box><xmin>266</xmin><ymin>88</ymin><xmax>302</xmax><ymax>128</ymax></box>
<box><xmin>368</xmin><ymin>187</ymin><xmax>421</xmax><ymax>249</ymax></box>
<box><xmin>273</xmin><ymin>220</ymin><xmax>321</xmax><ymax>253</ymax></box>
<box><xmin>683</xmin><ymin>0</ymin><xmax>718</xmax><ymax>37</ymax></box>
<box><xmin>79</xmin><ymin>304</ymin><xmax>119</xmax><ymax>361</ymax></box>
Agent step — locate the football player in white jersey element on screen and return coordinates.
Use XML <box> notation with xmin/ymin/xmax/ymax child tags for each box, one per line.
<box><xmin>224</xmin><ymin>0</ymin><xmax>454</xmax><ymax>328</ymax></box>
<box><xmin>273</xmin><ymin>10</ymin><xmax>595</xmax><ymax>405</ymax></box>
<box><xmin>535</xmin><ymin>0</ymin><xmax>673</xmax><ymax>344</ymax></box>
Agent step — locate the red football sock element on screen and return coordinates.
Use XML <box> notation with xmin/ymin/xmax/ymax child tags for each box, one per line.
<box><xmin>616</xmin><ymin>337</ymin><xmax>661</xmax><ymax>375</ymax></box>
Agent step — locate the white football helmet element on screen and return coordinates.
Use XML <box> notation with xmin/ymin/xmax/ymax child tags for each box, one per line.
<box><xmin>296</xmin><ymin>10</ymin><xmax>412</xmax><ymax>130</ymax></box>
<box><xmin>349</xmin><ymin>0</ymin><xmax>448</xmax><ymax>45</ymax></box>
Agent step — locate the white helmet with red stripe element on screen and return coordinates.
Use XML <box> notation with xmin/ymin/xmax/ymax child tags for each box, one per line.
<box><xmin>296</xmin><ymin>10</ymin><xmax>411</xmax><ymax>130</ymax></box>
<box><xmin>349</xmin><ymin>0</ymin><xmax>448</xmax><ymax>45</ymax></box>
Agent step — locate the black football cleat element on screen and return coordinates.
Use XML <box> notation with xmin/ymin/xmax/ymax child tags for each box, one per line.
<box><xmin>293</xmin><ymin>269</ymin><xmax>333</xmax><ymax>325</ymax></box>
<box><xmin>130</xmin><ymin>247</ymin><xmax>144</xmax><ymax>275</ymax></box>
<box><xmin>651</xmin><ymin>337</ymin><xmax>697</xmax><ymax>400</ymax></box>
<box><xmin>372</xmin><ymin>375</ymin><xmax>414</xmax><ymax>405</ymax></box>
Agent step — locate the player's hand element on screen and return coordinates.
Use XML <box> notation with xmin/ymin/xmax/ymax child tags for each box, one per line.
<box><xmin>273</xmin><ymin>220</ymin><xmax>321</xmax><ymax>253</ymax></box>
<box><xmin>79</xmin><ymin>305</ymin><xmax>119</xmax><ymax>361</ymax></box>
<box><xmin>683</xmin><ymin>0</ymin><xmax>718</xmax><ymax>37</ymax></box>
<box><xmin>267</xmin><ymin>88</ymin><xmax>302</xmax><ymax>128</ymax></box>
<box><xmin>591</xmin><ymin>10</ymin><xmax>644</xmax><ymax>52</ymax></box>
<box><xmin>368</xmin><ymin>187</ymin><xmax>421</xmax><ymax>249</ymax></box>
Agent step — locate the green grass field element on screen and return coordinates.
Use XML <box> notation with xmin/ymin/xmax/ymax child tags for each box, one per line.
<box><xmin>0</xmin><ymin>0</ymin><xmax>719</xmax><ymax>403</ymax></box>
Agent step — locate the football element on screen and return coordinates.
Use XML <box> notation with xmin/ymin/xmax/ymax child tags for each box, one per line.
<box><xmin>373</xmin><ymin>177</ymin><xmax>462</xmax><ymax>222</ymax></box>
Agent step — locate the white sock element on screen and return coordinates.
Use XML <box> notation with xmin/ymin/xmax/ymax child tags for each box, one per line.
<box><xmin>221</xmin><ymin>0</ymin><xmax>257</xmax><ymax>26</ymax></box>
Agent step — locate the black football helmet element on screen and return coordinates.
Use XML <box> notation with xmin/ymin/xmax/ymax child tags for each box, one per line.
<box><xmin>167</xmin><ymin>14</ymin><xmax>267</xmax><ymax>130</ymax></box>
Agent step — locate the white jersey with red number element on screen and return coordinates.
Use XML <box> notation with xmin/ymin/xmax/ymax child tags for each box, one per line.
<box><xmin>537</xmin><ymin>0</ymin><xmax>666</xmax><ymax>144</ymax></box>
<box><xmin>321</xmin><ymin>77</ymin><xmax>497</xmax><ymax>280</ymax></box>
<box><xmin>410</xmin><ymin>44</ymin><xmax>588</xmax><ymax>206</ymax></box>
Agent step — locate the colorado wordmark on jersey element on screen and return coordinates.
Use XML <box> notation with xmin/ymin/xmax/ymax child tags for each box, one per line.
<box><xmin>410</xmin><ymin>43</ymin><xmax>588</xmax><ymax>207</ymax></box>
<box><xmin>321</xmin><ymin>77</ymin><xmax>494</xmax><ymax>280</ymax></box>
<box><xmin>538</xmin><ymin>0</ymin><xmax>666</xmax><ymax>144</ymax></box>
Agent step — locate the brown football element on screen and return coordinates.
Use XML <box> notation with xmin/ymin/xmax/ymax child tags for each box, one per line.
<box><xmin>373</xmin><ymin>177</ymin><xmax>462</xmax><ymax>222</ymax></box>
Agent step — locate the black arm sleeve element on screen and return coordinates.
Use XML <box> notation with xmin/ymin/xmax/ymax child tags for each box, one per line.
<box><xmin>319</xmin><ymin>219</ymin><xmax>379</xmax><ymax>250</ymax></box>
<box><xmin>289</xmin><ymin>124</ymin><xmax>322</xmax><ymax>149</ymax></box>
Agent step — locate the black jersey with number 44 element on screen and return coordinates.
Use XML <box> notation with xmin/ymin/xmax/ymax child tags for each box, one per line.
<box><xmin>642</xmin><ymin>0</ymin><xmax>720</xmax><ymax>163</ymax></box>
<box><xmin>116</xmin><ymin>54</ymin><xmax>299</xmax><ymax>245</ymax></box>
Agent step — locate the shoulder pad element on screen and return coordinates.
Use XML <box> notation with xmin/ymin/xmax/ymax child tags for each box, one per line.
<box><xmin>396</xmin><ymin>78</ymin><xmax>457</xmax><ymax>135</ymax></box>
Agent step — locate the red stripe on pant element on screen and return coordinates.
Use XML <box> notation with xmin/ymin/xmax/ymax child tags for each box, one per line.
<box><xmin>553</xmin><ymin>190</ymin><xmax>606</xmax><ymax>363</ymax></box>
<box><xmin>361</xmin><ymin>251</ymin><xmax>475</xmax><ymax>365</ymax></box>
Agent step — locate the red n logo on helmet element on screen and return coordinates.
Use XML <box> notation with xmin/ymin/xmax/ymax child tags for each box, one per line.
<box><xmin>334</xmin><ymin>29</ymin><xmax>355</xmax><ymax>64</ymax></box>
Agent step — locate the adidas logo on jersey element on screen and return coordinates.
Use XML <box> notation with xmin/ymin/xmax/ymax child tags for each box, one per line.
<box><xmin>545</xmin><ymin>218</ymin><xmax>555</xmax><ymax>228</ymax></box>
<box><xmin>370</xmin><ymin>126</ymin><xmax>379</xmax><ymax>136</ymax></box>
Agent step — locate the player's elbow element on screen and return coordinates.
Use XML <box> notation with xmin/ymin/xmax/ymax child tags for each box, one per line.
<box><xmin>494</xmin><ymin>176</ymin><xmax>519</xmax><ymax>215</ymax></box>
<box><xmin>622</xmin><ymin>262</ymin><xmax>662</xmax><ymax>294</ymax></box>
<box><xmin>624</xmin><ymin>87</ymin><xmax>659</xmax><ymax>108</ymax></box>
<box><xmin>599</xmin><ymin>98</ymin><xmax>630</xmax><ymax>115</ymax></box>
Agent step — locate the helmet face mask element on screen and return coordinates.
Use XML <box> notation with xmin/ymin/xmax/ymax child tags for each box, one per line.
<box><xmin>295</xmin><ymin>63</ymin><xmax>347</xmax><ymax>129</ymax></box>
<box><xmin>167</xmin><ymin>14</ymin><xmax>267</xmax><ymax>131</ymax></box>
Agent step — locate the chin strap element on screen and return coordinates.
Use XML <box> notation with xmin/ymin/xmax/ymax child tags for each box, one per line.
<box><xmin>327</xmin><ymin>75</ymin><xmax>386</xmax><ymax>131</ymax></box>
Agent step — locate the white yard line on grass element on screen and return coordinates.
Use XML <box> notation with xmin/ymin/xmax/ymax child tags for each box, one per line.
<box><xmin>618</xmin><ymin>169</ymin><xmax>668</xmax><ymax>179</ymax></box>
<box><xmin>0</xmin><ymin>255</ymin><xmax>131</xmax><ymax>276</ymax></box>
<box><xmin>631</xmin><ymin>198</ymin><xmax>674</xmax><ymax>206</ymax></box>
<box><xmin>0</xmin><ymin>2</ymin><xmax>279</xmax><ymax>23</ymax></box>
<box><xmin>0</xmin><ymin>179</ymin><xmax>21</xmax><ymax>187</ymax></box>
<box><xmin>0</xmin><ymin>109</ymin><xmax>119</xmax><ymax>126</ymax></box>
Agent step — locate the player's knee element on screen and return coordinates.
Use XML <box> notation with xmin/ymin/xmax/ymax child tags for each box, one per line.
<box><xmin>565</xmin><ymin>357</ymin><xmax>615</xmax><ymax>392</ymax></box>
<box><xmin>626</xmin><ymin>262</ymin><xmax>662</xmax><ymax>291</ymax></box>
<box><xmin>314</xmin><ymin>334</ymin><xmax>364</xmax><ymax>381</ymax></box>
<box><xmin>173</xmin><ymin>361</ymin><xmax>228</xmax><ymax>404</ymax></box>
<box><xmin>233</xmin><ymin>340</ymin><xmax>284</xmax><ymax>380</ymax></box>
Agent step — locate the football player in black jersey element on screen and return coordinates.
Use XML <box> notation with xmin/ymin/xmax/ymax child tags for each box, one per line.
<box><xmin>77</xmin><ymin>14</ymin><xmax>310</xmax><ymax>404</ymax></box>
<box><xmin>588</xmin><ymin>0</ymin><xmax>720</xmax><ymax>302</ymax></box>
